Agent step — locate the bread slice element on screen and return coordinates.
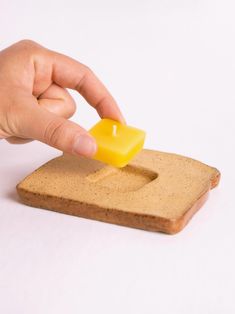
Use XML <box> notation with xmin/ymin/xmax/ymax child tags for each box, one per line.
<box><xmin>17</xmin><ymin>149</ymin><xmax>220</xmax><ymax>234</ymax></box>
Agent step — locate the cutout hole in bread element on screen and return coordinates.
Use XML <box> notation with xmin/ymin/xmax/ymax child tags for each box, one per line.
<box><xmin>86</xmin><ymin>165</ymin><xmax>158</xmax><ymax>192</ymax></box>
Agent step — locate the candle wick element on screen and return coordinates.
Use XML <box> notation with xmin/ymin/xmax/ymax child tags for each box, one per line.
<box><xmin>112</xmin><ymin>125</ymin><xmax>117</xmax><ymax>136</ymax></box>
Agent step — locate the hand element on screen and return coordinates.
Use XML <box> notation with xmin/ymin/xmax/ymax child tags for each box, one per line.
<box><xmin>0</xmin><ymin>40</ymin><xmax>125</xmax><ymax>157</ymax></box>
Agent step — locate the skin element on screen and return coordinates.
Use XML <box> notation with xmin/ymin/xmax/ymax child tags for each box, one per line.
<box><xmin>0</xmin><ymin>40</ymin><xmax>125</xmax><ymax>157</ymax></box>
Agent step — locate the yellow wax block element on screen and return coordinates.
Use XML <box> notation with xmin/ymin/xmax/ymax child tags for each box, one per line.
<box><xmin>89</xmin><ymin>119</ymin><xmax>146</xmax><ymax>168</ymax></box>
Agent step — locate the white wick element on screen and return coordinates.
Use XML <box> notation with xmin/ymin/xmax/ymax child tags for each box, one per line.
<box><xmin>112</xmin><ymin>124</ymin><xmax>117</xmax><ymax>136</ymax></box>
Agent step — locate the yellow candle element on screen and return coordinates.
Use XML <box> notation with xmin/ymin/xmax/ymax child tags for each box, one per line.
<box><xmin>89</xmin><ymin>119</ymin><xmax>146</xmax><ymax>168</ymax></box>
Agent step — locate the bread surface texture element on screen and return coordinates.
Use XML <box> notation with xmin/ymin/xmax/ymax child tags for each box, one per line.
<box><xmin>17</xmin><ymin>149</ymin><xmax>220</xmax><ymax>234</ymax></box>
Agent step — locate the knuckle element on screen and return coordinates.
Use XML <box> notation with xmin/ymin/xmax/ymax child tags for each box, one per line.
<box><xmin>17</xmin><ymin>39</ymin><xmax>37</xmax><ymax>48</ymax></box>
<box><xmin>43</xmin><ymin>118</ymin><xmax>67</xmax><ymax>147</ymax></box>
<box><xmin>83</xmin><ymin>65</ymin><xmax>95</xmax><ymax>79</ymax></box>
<box><xmin>84</xmin><ymin>64</ymin><xmax>92</xmax><ymax>74</ymax></box>
<box><xmin>66</xmin><ymin>98</ymin><xmax>76</xmax><ymax>117</ymax></box>
<box><xmin>76</xmin><ymin>65</ymin><xmax>93</xmax><ymax>93</ymax></box>
<box><xmin>16</xmin><ymin>40</ymin><xmax>43</xmax><ymax>57</ymax></box>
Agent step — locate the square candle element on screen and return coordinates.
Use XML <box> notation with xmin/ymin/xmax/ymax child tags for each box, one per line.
<box><xmin>89</xmin><ymin>119</ymin><xmax>146</xmax><ymax>167</ymax></box>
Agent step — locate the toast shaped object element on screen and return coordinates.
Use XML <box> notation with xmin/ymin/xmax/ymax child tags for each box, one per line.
<box><xmin>17</xmin><ymin>149</ymin><xmax>220</xmax><ymax>234</ymax></box>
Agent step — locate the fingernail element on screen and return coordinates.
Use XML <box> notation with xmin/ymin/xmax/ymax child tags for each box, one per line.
<box><xmin>73</xmin><ymin>134</ymin><xmax>97</xmax><ymax>157</ymax></box>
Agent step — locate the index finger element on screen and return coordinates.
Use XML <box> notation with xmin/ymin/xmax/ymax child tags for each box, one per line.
<box><xmin>48</xmin><ymin>50</ymin><xmax>125</xmax><ymax>123</ymax></box>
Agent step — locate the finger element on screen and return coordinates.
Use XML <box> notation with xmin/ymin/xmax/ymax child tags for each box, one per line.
<box><xmin>6</xmin><ymin>98</ymin><xmax>74</xmax><ymax>145</ymax></box>
<box><xmin>6</xmin><ymin>96</ymin><xmax>74</xmax><ymax>145</ymax></box>
<box><xmin>6</xmin><ymin>85</ymin><xmax>77</xmax><ymax>145</ymax></box>
<box><xmin>38</xmin><ymin>83</ymin><xmax>76</xmax><ymax>119</ymax></box>
<box><xmin>15</xmin><ymin>96</ymin><xmax>97</xmax><ymax>157</ymax></box>
<box><xmin>47</xmin><ymin>50</ymin><xmax>126</xmax><ymax>123</ymax></box>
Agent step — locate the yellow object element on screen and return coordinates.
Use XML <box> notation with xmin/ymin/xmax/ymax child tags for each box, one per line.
<box><xmin>89</xmin><ymin>119</ymin><xmax>146</xmax><ymax>167</ymax></box>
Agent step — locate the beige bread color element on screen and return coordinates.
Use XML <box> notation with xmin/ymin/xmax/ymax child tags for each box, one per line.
<box><xmin>17</xmin><ymin>149</ymin><xmax>220</xmax><ymax>234</ymax></box>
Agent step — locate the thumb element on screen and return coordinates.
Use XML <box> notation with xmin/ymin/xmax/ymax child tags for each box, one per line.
<box><xmin>16</xmin><ymin>99</ymin><xmax>97</xmax><ymax>158</ymax></box>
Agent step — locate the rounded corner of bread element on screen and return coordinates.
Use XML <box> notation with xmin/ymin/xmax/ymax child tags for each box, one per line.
<box><xmin>210</xmin><ymin>168</ymin><xmax>221</xmax><ymax>189</ymax></box>
<box><xmin>16</xmin><ymin>182</ymin><xmax>25</xmax><ymax>194</ymax></box>
<box><xmin>15</xmin><ymin>185</ymin><xmax>26</xmax><ymax>204</ymax></box>
<box><xmin>164</xmin><ymin>217</ymin><xmax>186</xmax><ymax>234</ymax></box>
<box><xmin>16</xmin><ymin>181</ymin><xmax>24</xmax><ymax>192</ymax></box>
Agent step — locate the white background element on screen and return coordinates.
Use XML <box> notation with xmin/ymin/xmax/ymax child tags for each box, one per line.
<box><xmin>0</xmin><ymin>1</ymin><xmax>234</xmax><ymax>313</ymax></box>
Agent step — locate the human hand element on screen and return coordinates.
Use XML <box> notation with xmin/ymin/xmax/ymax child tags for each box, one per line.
<box><xmin>0</xmin><ymin>40</ymin><xmax>125</xmax><ymax>157</ymax></box>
